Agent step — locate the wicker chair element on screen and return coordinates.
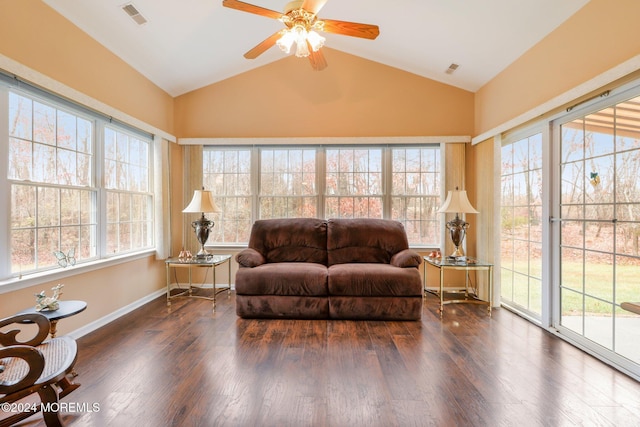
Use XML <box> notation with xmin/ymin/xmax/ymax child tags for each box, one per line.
<box><xmin>0</xmin><ymin>313</ymin><xmax>79</xmax><ymax>427</ymax></box>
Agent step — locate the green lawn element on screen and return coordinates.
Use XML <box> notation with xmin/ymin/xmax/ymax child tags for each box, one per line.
<box><xmin>501</xmin><ymin>260</ymin><xmax>640</xmax><ymax>315</ymax></box>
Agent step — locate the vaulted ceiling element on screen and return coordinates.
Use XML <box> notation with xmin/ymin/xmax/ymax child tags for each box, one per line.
<box><xmin>42</xmin><ymin>0</ymin><xmax>590</xmax><ymax>97</ymax></box>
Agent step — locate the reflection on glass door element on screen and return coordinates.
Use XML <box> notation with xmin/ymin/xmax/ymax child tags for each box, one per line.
<box><xmin>500</xmin><ymin>134</ymin><xmax>543</xmax><ymax>319</ymax></box>
<box><xmin>558</xmin><ymin>95</ymin><xmax>640</xmax><ymax>366</ymax></box>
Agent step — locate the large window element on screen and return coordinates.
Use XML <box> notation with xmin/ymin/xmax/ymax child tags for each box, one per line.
<box><xmin>104</xmin><ymin>126</ymin><xmax>153</xmax><ymax>254</ymax></box>
<box><xmin>4</xmin><ymin>83</ymin><xmax>154</xmax><ymax>279</ymax></box>
<box><xmin>203</xmin><ymin>145</ymin><xmax>442</xmax><ymax>247</ymax></box>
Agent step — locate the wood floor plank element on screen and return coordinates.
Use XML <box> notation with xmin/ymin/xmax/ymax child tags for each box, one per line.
<box><xmin>12</xmin><ymin>291</ymin><xmax>640</xmax><ymax>427</ymax></box>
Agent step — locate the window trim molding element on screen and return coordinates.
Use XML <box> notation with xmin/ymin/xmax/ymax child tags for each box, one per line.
<box><xmin>179</xmin><ymin>136</ymin><xmax>470</xmax><ymax>146</ymax></box>
<box><xmin>0</xmin><ymin>249</ymin><xmax>156</xmax><ymax>295</ymax></box>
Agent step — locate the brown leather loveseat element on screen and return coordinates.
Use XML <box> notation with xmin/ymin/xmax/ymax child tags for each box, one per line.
<box><xmin>235</xmin><ymin>218</ymin><xmax>423</xmax><ymax>320</ymax></box>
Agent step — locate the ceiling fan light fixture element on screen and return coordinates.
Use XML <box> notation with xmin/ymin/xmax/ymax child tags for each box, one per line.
<box><xmin>276</xmin><ymin>29</ymin><xmax>296</xmax><ymax>53</ymax></box>
<box><xmin>276</xmin><ymin>24</ymin><xmax>325</xmax><ymax>58</ymax></box>
<box><xmin>307</xmin><ymin>30</ymin><xmax>325</xmax><ymax>51</ymax></box>
<box><xmin>222</xmin><ymin>0</ymin><xmax>379</xmax><ymax>70</ymax></box>
<box><xmin>295</xmin><ymin>33</ymin><xmax>310</xmax><ymax>57</ymax></box>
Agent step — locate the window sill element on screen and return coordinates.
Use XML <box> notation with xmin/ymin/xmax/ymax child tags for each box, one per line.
<box><xmin>0</xmin><ymin>250</ymin><xmax>157</xmax><ymax>295</ymax></box>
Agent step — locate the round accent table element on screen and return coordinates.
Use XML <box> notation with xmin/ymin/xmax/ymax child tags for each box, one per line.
<box><xmin>17</xmin><ymin>300</ymin><xmax>87</xmax><ymax>338</ymax></box>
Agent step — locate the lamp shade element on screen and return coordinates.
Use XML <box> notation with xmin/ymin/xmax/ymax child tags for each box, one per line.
<box><xmin>438</xmin><ymin>190</ymin><xmax>479</xmax><ymax>214</ymax></box>
<box><xmin>182</xmin><ymin>190</ymin><xmax>220</xmax><ymax>213</ymax></box>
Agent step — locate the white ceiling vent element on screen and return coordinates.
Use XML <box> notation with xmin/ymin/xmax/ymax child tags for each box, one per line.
<box><xmin>445</xmin><ymin>63</ymin><xmax>459</xmax><ymax>74</ymax></box>
<box><xmin>122</xmin><ymin>3</ymin><xmax>148</xmax><ymax>25</ymax></box>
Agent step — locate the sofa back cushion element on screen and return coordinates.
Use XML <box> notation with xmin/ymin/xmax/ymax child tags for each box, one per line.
<box><xmin>327</xmin><ymin>218</ymin><xmax>409</xmax><ymax>266</ymax></box>
<box><xmin>248</xmin><ymin>218</ymin><xmax>328</xmax><ymax>265</ymax></box>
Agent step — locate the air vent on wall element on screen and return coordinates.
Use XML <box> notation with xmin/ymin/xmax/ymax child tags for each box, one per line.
<box><xmin>445</xmin><ymin>63</ymin><xmax>459</xmax><ymax>74</ymax></box>
<box><xmin>122</xmin><ymin>3</ymin><xmax>148</xmax><ymax>25</ymax></box>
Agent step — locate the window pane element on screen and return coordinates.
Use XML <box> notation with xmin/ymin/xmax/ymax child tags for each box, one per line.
<box><xmin>259</xmin><ymin>148</ymin><xmax>316</xmax><ymax>220</ymax></box>
<box><xmin>33</xmin><ymin>143</ymin><xmax>56</xmax><ymax>183</ymax></box>
<box><xmin>9</xmin><ymin>92</ymin><xmax>32</xmax><ymax>140</ymax></box>
<box><xmin>8</xmin><ymin>137</ymin><xmax>32</xmax><ymax>180</ymax></box>
<box><xmin>34</xmin><ymin>101</ymin><xmax>55</xmax><ymax>145</ymax></box>
<box><xmin>38</xmin><ymin>187</ymin><xmax>60</xmax><ymax>227</ymax></box>
<box><xmin>103</xmin><ymin>126</ymin><xmax>153</xmax><ymax>255</ymax></box>
<box><xmin>500</xmin><ymin>133</ymin><xmax>543</xmax><ymax>318</ymax></box>
<box><xmin>204</xmin><ymin>148</ymin><xmax>253</xmax><ymax>244</ymax></box>
<box><xmin>12</xmin><ymin>229</ymin><xmax>35</xmax><ymax>273</ymax></box>
<box><xmin>390</xmin><ymin>147</ymin><xmax>440</xmax><ymax>246</ymax></box>
<box><xmin>57</xmin><ymin>109</ymin><xmax>77</xmax><ymax>150</ymax></box>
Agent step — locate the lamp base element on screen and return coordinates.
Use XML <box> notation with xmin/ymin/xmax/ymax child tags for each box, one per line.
<box><xmin>450</xmin><ymin>246</ymin><xmax>465</xmax><ymax>258</ymax></box>
<box><xmin>446</xmin><ymin>214</ymin><xmax>469</xmax><ymax>258</ymax></box>
<box><xmin>191</xmin><ymin>214</ymin><xmax>214</xmax><ymax>259</ymax></box>
<box><xmin>195</xmin><ymin>248</ymin><xmax>210</xmax><ymax>259</ymax></box>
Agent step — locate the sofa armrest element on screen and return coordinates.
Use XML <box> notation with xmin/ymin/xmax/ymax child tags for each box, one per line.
<box><xmin>236</xmin><ymin>248</ymin><xmax>266</xmax><ymax>267</ymax></box>
<box><xmin>390</xmin><ymin>249</ymin><xmax>422</xmax><ymax>268</ymax></box>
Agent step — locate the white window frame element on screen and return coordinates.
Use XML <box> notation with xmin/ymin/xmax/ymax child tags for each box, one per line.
<box><xmin>0</xmin><ymin>77</ymin><xmax>155</xmax><ymax>286</ymax></box>
<box><xmin>203</xmin><ymin>143</ymin><xmax>443</xmax><ymax>248</ymax></box>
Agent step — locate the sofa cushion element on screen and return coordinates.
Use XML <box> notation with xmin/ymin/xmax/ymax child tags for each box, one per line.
<box><xmin>328</xmin><ymin>263</ymin><xmax>422</xmax><ymax>297</ymax></box>
<box><xmin>248</xmin><ymin>218</ymin><xmax>328</xmax><ymax>265</ymax></box>
<box><xmin>327</xmin><ymin>218</ymin><xmax>410</xmax><ymax>266</ymax></box>
<box><xmin>235</xmin><ymin>262</ymin><xmax>328</xmax><ymax>296</ymax></box>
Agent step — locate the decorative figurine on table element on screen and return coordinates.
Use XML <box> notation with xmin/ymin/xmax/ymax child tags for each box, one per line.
<box><xmin>178</xmin><ymin>247</ymin><xmax>193</xmax><ymax>259</ymax></box>
<box><xmin>35</xmin><ymin>283</ymin><xmax>64</xmax><ymax>311</ymax></box>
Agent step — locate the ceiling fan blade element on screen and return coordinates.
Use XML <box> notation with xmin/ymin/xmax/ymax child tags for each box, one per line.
<box><xmin>307</xmin><ymin>45</ymin><xmax>328</xmax><ymax>71</ymax></box>
<box><xmin>244</xmin><ymin>31</ymin><xmax>282</xmax><ymax>59</ymax></box>
<box><xmin>222</xmin><ymin>0</ymin><xmax>283</xmax><ymax>20</ymax></box>
<box><xmin>302</xmin><ymin>0</ymin><xmax>328</xmax><ymax>15</ymax></box>
<box><xmin>321</xmin><ymin>19</ymin><xmax>380</xmax><ymax>40</ymax></box>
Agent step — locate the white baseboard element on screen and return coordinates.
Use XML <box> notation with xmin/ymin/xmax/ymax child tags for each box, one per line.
<box><xmin>68</xmin><ymin>288</ymin><xmax>166</xmax><ymax>340</ymax></box>
<box><xmin>67</xmin><ymin>283</ymin><xmax>234</xmax><ymax>340</ymax></box>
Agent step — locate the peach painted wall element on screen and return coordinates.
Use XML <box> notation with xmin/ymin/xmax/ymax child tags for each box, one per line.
<box><xmin>0</xmin><ymin>2</ymin><xmax>173</xmax><ymax>324</ymax></box>
<box><xmin>474</xmin><ymin>0</ymin><xmax>640</xmax><ymax>136</ymax></box>
<box><xmin>0</xmin><ymin>0</ymin><xmax>174</xmax><ymax>133</ymax></box>
<box><xmin>0</xmin><ymin>258</ymin><xmax>165</xmax><ymax>337</ymax></box>
<box><xmin>175</xmin><ymin>48</ymin><xmax>474</xmax><ymax>138</ymax></box>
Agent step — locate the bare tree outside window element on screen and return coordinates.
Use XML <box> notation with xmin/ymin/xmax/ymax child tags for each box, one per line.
<box><xmin>8</xmin><ymin>92</ymin><xmax>97</xmax><ymax>274</ymax></box>
<box><xmin>104</xmin><ymin>126</ymin><xmax>153</xmax><ymax>254</ymax></box>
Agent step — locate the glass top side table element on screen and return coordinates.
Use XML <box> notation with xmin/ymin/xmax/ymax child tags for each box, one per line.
<box><xmin>423</xmin><ymin>256</ymin><xmax>493</xmax><ymax>317</ymax></box>
<box><xmin>165</xmin><ymin>255</ymin><xmax>232</xmax><ymax>311</ymax></box>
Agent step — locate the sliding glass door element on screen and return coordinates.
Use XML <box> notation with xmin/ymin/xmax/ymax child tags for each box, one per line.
<box><xmin>555</xmin><ymin>95</ymin><xmax>640</xmax><ymax>368</ymax></box>
<box><xmin>500</xmin><ymin>88</ymin><xmax>640</xmax><ymax>377</ymax></box>
<box><xmin>500</xmin><ymin>133</ymin><xmax>543</xmax><ymax>319</ymax></box>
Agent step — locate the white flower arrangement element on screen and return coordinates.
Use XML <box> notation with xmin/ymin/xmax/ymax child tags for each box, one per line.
<box><xmin>35</xmin><ymin>284</ymin><xmax>64</xmax><ymax>311</ymax></box>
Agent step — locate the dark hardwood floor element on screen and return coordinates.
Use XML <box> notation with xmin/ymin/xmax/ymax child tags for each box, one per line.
<box><xmin>15</xmin><ymin>291</ymin><xmax>640</xmax><ymax>427</ymax></box>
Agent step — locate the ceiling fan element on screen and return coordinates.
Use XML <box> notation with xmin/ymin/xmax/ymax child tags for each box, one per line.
<box><xmin>221</xmin><ymin>0</ymin><xmax>380</xmax><ymax>71</ymax></box>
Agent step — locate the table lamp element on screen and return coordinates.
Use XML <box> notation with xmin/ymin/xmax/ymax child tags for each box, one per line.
<box><xmin>438</xmin><ymin>187</ymin><xmax>478</xmax><ymax>257</ymax></box>
<box><xmin>182</xmin><ymin>188</ymin><xmax>220</xmax><ymax>258</ymax></box>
